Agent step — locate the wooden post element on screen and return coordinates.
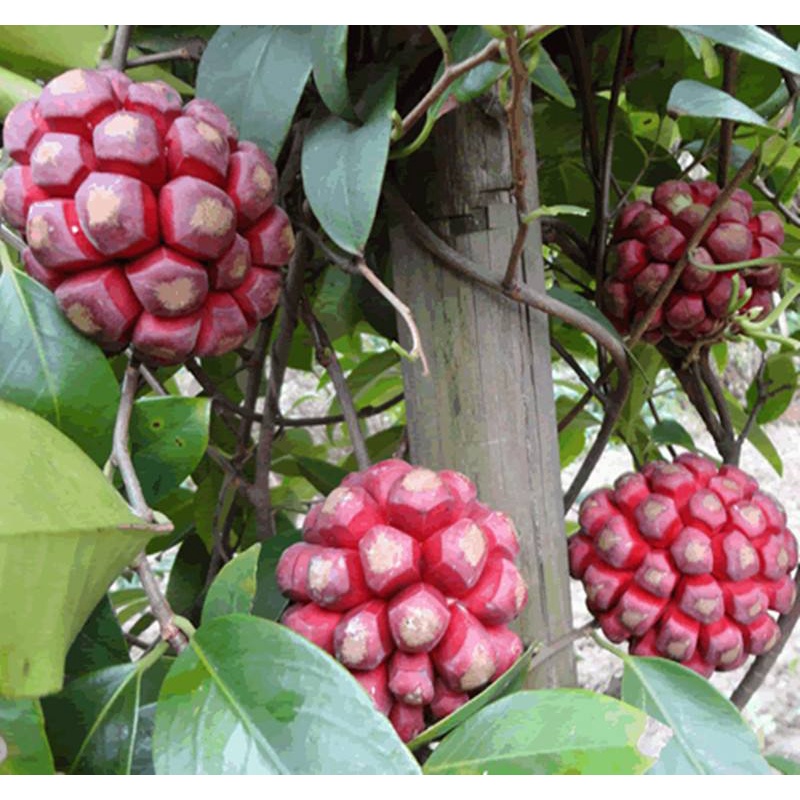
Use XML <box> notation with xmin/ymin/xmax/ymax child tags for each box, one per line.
<box><xmin>388</xmin><ymin>99</ymin><xmax>576</xmax><ymax>687</ymax></box>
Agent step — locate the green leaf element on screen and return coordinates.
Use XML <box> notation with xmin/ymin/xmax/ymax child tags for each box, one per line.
<box><xmin>0</xmin><ymin>66</ymin><xmax>40</xmax><ymax>116</ymax></box>
<box><xmin>675</xmin><ymin>25</ymin><xmax>800</xmax><ymax>75</ymax></box>
<box><xmin>622</xmin><ymin>656</ymin><xmax>771</xmax><ymax>774</ymax></box>
<box><xmin>153</xmin><ymin>615</ymin><xmax>420</xmax><ymax>774</ymax></box>
<box><xmin>667</xmin><ymin>80</ymin><xmax>769</xmax><ymax>127</ymax></box>
<box><xmin>767</xmin><ymin>754</ymin><xmax>800</xmax><ymax>774</ymax></box>
<box><xmin>0</xmin><ymin>400</ymin><xmax>158</xmax><ymax>697</ymax></box>
<box><xmin>64</xmin><ymin>595</ymin><xmax>129</xmax><ymax>680</ymax></box>
<box><xmin>530</xmin><ymin>45</ymin><xmax>575</xmax><ymax>108</ymax></box>
<box><xmin>42</xmin><ymin>647</ymin><xmax>170</xmax><ymax>775</ymax></box>
<box><xmin>724</xmin><ymin>391</ymin><xmax>783</xmax><ymax>475</ymax></box>
<box><xmin>166</xmin><ymin>533</ymin><xmax>211</xmax><ymax>621</ymax></box>
<box><xmin>424</xmin><ymin>689</ymin><xmax>666</xmax><ymax>774</ymax></box>
<box><xmin>745</xmin><ymin>353</ymin><xmax>798</xmax><ymax>424</ymax></box>
<box><xmin>523</xmin><ymin>204</ymin><xmax>589</xmax><ymax>224</ymax></box>
<box><xmin>651</xmin><ymin>419</ymin><xmax>695</xmax><ymax>450</ymax></box>
<box><xmin>548</xmin><ymin>285</ymin><xmax>622</xmax><ymax>340</ymax></box>
<box><xmin>197</xmin><ymin>26</ymin><xmax>313</xmax><ymax>160</ymax></box>
<box><xmin>311</xmin><ymin>26</ymin><xmax>355</xmax><ymax>120</ymax></box>
<box><xmin>327</xmin><ymin>348</ymin><xmax>400</xmax><ymax>415</ymax></box>
<box><xmin>252</xmin><ymin>526</ymin><xmax>301</xmax><ymax>621</ymax></box>
<box><xmin>295</xmin><ymin>456</ymin><xmax>348</xmax><ymax>495</ymax></box>
<box><xmin>202</xmin><ymin>544</ymin><xmax>261</xmax><ymax>624</ymax></box>
<box><xmin>130</xmin><ymin>396</ymin><xmax>211</xmax><ymax>504</ymax></box>
<box><xmin>0</xmin><ymin>699</ymin><xmax>54</xmax><ymax>774</ymax></box>
<box><xmin>0</xmin><ymin>258</ymin><xmax>120</xmax><ymax>466</ymax></box>
<box><xmin>409</xmin><ymin>646</ymin><xmax>534</xmax><ymax>749</ymax></box>
<box><xmin>302</xmin><ymin>69</ymin><xmax>397</xmax><ymax>254</ymax></box>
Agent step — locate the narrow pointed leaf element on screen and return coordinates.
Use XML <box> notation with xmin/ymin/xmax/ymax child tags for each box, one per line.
<box><xmin>424</xmin><ymin>689</ymin><xmax>667</xmax><ymax>774</ymax></box>
<box><xmin>153</xmin><ymin>615</ymin><xmax>420</xmax><ymax>774</ymax></box>
<box><xmin>202</xmin><ymin>544</ymin><xmax>261</xmax><ymax>623</ymax></box>
<box><xmin>668</xmin><ymin>80</ymin><xmax>769</xmax><ymax>127</ymax></box>
<box><xmin>311</xmin><ymin>26</ymin><xmax>356</xmax><ymax>120</ymax></box>
<box><xmin>0</xmin><ymin>258</ymin><xmax>120</xmax><ymax>466</ymax></box>
<box><xmin>197</xmin><ymin>26</ymin><xmax>313</xmax><ymax>160</ymax></box>
<box><xmin>531</xmin><ymin>46</ymin><xmax>575</xmax><ymax>108</ymax></box>
<box><xmin>621</xmin><ymin>656</ymin><xmax>771</xmax><ymax>774</ymax></box>
<box><xmin>302</xmin><ymin>69</ymin><xmax>397</xmax><ymax>254</ymax></box>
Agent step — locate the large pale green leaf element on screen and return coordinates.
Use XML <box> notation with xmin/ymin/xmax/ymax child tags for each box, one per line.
<box><xmin>0</xmin><ymin>257</ymin><xmax>119</xmax><ymax>465</ymax></box>
<box><xmin>0</xmin><ymin>66</ymin><xmax>40</xmax><ymax>116</ymax></box>
<box><xmin>0</xmin><ymin>400</ymin><xmax>159</xmax><ymax>697</ymax></box>
<box><xmin>42</xmin><ymin>648</ymin><xmax>170</xmax><ymax>775</ymax></box>
<box><xmin>675</xmin><ymin>26</ymin><xmax>800</xmax><ymax>75</ymax></box>
<box><xmin>0</xmin><ymin>699</ymin><xmax>54</xmax><ymax>774</ymax></box>
<box><xmin>302</xmin><ymin>69</ymin><xmax>397</xmax><ymax>254</ymax></box>
<box><xmin>153</xmin><ymin>615</ymin><xmax>420</xmax><ymax>774</ymax></box>
<box><xmin>622</xmin><ymin>656</ymin><xmax>771</xmax><ymax>774</ymax></box>
<box><xmin>130</xmin><ymin>396</ymin><xmax>211</xmax><ymax>504</ymax></box>
<box><xmin>668</xmin><ymin>80</ymin><xmax>769</xmax><ymax>127</ymax></box>
<box><xmin>311</xmin><ymin>26</ymin><xmax>355</xmax><ymax>121</ymax></box>
<box><xmin>197</xmin><ymin>26</ymin><xmax>313</xmax><ymax>160</ymax></box>
<box><xmin>202</xmin><ymin>544</ymin><xmax>261</xmax><ymax>624</ymax></box>
<box><xmin>423</xmin><ymin>689</ymin><xmax>667</xmax><ymax>774</ymax></box>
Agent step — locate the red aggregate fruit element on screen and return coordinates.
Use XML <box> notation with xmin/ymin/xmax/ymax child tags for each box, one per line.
<box><xmin>604</xmin><ymin>179</ymin><xmax>785</xmax><ymax>347</ymax></box>
<box><xmin>0</xmin><ymin>68</ymin><xmax>293</xmax><ymax>363</ymax></box>
<box><xmin>278</xmin><ymin>461</ymin><xmax>528</xmax><ymax>741</ymax></box>
<box><xmin>571</xmin><ymin>457</ymin><xmax>798</xmax><ymax>677</ymax></box>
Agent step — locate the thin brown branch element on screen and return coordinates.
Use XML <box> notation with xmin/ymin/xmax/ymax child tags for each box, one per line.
<box><xmin>501</xmin><ymin>27</ymin><xmax>530</xmax><ymax>291</ymax></box>
<box><xmin>300</xmin><ymin>298</ymin><xmax>371</xmax><ymax>471</ymax></box>
<box><xmin>251</xmin><ymin>233</ymin><xmax>310</xmax><ymax>539</ymax></box>
<box><xmin>698</xmin><ymin>348</ymin><xmax>737</xmax><ymax>463</ymax></box>
<box><xmin>528</xmin><ymin>621</ymin><xmax>597</xmax><ymax>675</ymax></box>
<box><xmin>383</xmin><ymin>181</ymin><xmax>630</xmax><ymax>511</ymax></box>
<box><xmin>567</xmin><ymin>27</ymin><xmax>601</xmax><ymax>181</ymax></box>
<box><xmin>731</xmin><ymin>569</ymin><xmax>800</xmax><ymax>708</ymax></box>
<box><xmin>110</xmin><ymin>25</ymin><xmax>133</xmax><ymax>71</ymax></box>
<box><xmin>552</xmin><ymin>339</ymin><xmax>606</xmax><ymax>407</ymax></box>
<box><xmin>752</xmin><ymin>176</ymin><xmax>800</xmax><ymax>227</ymax></box>
<box><xmin>280</xmin><ymin>393</ymin><xmax>404</xmax><ymax>428</ymax></box>
<box><xmin>125</xmin><ymin>40</ymin><xmax>205</xmax><ymax>67</ymax></box>
<box><xmin>356</xmin><ymin>256</ymin><xmax>430</xmax><ymax>376</ymax></box>
<box><xmin>717</xmin><ymin>47</ymin><xmax>739</xmax><ymax>187</ymax></box>
<box><xmin>647</xmin><ymin>397</ymin><xmax>677</xmax><ymax>459</ymax></box>
<box><xmin>112</xmin><ymin>357</ymin><xmax>188</xmax><ymax>653</ymax></box>
<box><xmin>139</xmin><ymin>364</ymin><xmax>168</xmax><ymax>396</ymax></box>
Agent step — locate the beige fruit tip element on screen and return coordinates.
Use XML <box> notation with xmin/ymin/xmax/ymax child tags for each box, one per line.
<box><xmin>253</xmin><ymin>164</ymin><xmax>273</xmax><ymax>196</ymax></box>
<box><xmin>87</xmin><ymin>186</ymin><xmax>121</xmax><ymax>227</ymax></box>
<box><xmin>66</xmin><ymin>303</ymin><xmax>101</xmax><ymax>335</ymax></box>
<box><xmin>104</xmin><ymin>113</ymin><xmax>140</xmax><ymax>141</ymax></box>
<box><xmin>27</xmin><ymin>216</ymin><xmax>51</xmax><ymax>249</ymax></box>
<box><xmin>155</xmin><ymin>277</ymin><xmax>196</xmax><ymax>311</ymax></box>
<box><xmin>401</xmin><ymin>468</ymin><xmax>441</xmax><ymax>493</ymax></box>
<box><xmin>190</xmin><ymin>198</ymin><xmax>234</xmax><ymax>237</ymax></box>
<box><xmin>460</xmin><ymin>643</ymin><xmax>494</xmax><ymax>691</ymax></box>
<box><xmin>365</xmin><ymin>532</ymin><xmax>402</xmax><ymax>574</ymax></box>
<box><xmin>459</xmin><ymin>523</ymin><xmax>485</xmax><ymax>567</ymax></box>
<box><xmin>399</xmin><ymin>606</ymin><xmax>440</xmax><ymax>648</ymax></box>
<box><xmin>50</xmin><ymin>69</ymin><xmax>87</xmax><ymax>96</ymax></box>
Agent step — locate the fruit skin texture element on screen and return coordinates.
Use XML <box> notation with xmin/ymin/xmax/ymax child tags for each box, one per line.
<box><xmin>0</xmin><ymin>68</ymin><xmax>294</xmax><ymax>364</ymax></box>
<box><xmin>276</xmin><ymin>460</ymin><xmax>528</xmax><ymax>742</ymax></box>
<box><xmin>605</xmin><ymin>179</ymin><xmax>784</xmax><ymax>348</ymax></box>
<box><xmin>570</xmin><ymin>456</ymin><xmax>798</xmax><ymax>676</ymax></box>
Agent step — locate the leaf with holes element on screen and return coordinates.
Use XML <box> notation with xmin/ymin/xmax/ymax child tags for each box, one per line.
<box><xmin>0</xmin><ymin>253</ymin><xmax>119</xmax><ymax>465</ymax></box>
<box><xmin>130</xmin><ymin>396</ymin><xmax>211</xmax><ymax>504</ymax></box>
<box><xmin>153</xmin><ymin>615</ymin><xmax>420</xmax><ymax>774</ymax></box>
<box><xmin>197</xmin><ymin>26</ymin><xmax>313</xmax><ymax>160</ymax></box>
<box><xmin>622</xmin><ymin>656</ymin><xmax>771</xmax><ymax>774</ymax></box>
<box><xmin>302</xmin><ymin>69</ymin><xmax>397</xmax><ymax>254</ymax></box>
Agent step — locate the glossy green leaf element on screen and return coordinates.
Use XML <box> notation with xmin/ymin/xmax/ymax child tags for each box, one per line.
<box><xmin>424</xmin><ymin>689</ymin><xmax>666</xmax><ymax>774</ymax></box>
<box><xmin>530</xmin><ymin>45</ymin><xmax>575</xmax><ymax>108</ymax></box>
<box><xmin>202</xmin><ymin>544</ymin><xmax>261</xmax><ymax>624</ymax></box>
<box><xmin>166</xmin><ymin>533</ymin><xmax>211</xmax><ymax>621</ymax></box>
<box><xmin>724</xmin><ymin>391</ymin><xmax>783</xmax><ymax>475</ymax></box>
<box><xmin>311</xmin><ymin>26</ymin><xmax>355</xmax><ymax>120</ymax></box>
<box><xmin>0</xmin><ymin>257</ymin><xmax>120</xmax><ymax>466</ymax></box>
<box><xmin>130</xmin><ymin>396</ymin><xmax>211</xmax><ymax>504</ymax></box>
<box><xmin>409</xmin><ymin>646</ymin><xmax>534</xmax><ymax>749</ymax></box>
<box><xmin>42</xmin><ymin>646</ymin><xmax>169</xmax><ymax>775</ymax></box>
<box><xmin>153</xmin><ymin>615</ymin><xmax>420</xmax><ymax>774</ymax></box>
<box><xmin>651</xmin><ymin>419</ymin><xmax>695</xmax><ymax>450</ymax></box>
<box><xmin>0</xmin><ymin>400</ymin><xmax>159</xmax><ymax>697</ymax></box>
<box><xmin>64</xmin><ymin>595</ymin><xmax>129</xmax><ymax>680</ymax></box>
<box><xmin>295</xmin><ymin>456</ymin><xmax>348</xmax><ymax>495</ymax></box>
<box><xmin>0</xmin><ymin>65</ymin><xmax>40</xmax><ymax>116</ymax></box>
<box><xmin>252</xmin><ymin>527</ymin><xmax>301</xmax><ymax>621</ymax></box>
<box><xmin>622</xmin><ymin>656</ymin><xmax>771</xmax><ymax>774</ymax></box>
<box><xmin>327</xmin><ymin>348</ymin><xmax>400</xmax><ymax>416</ymax></box>
<box><xmin>197</xmin><ymin>26</ymin><xmax>313</xmax><ymax>160</ymax></box>
<box><xmin>0</xmin><ymin>699</ymin><xmax>54</xmax><ymax>774</ymax></box>
<box><xmin>767</xmin><ymin>754</ymin><xmax>800</xmax><ymax>774</ymax></box>
<box><xmin>745</xmin><ymin>353</ymin><xmax>798</xmax><ymax>424</ymax></box>
<box><xmin>668</xmin><ymin>80</ymin><xmax>769</xmax><ymax>127</ymax></box>
<box><xmin>302</xmin><ymin>69</ymin><xmax>397</xmax><ymax>254</ymax></box>
<box><xmin>675</xmin><ymin>25</ymin><xmax>800</xmax><ymax>75</ymax></box>
<box><xmin>548</xmin><ymin>285</ymin><xmax>622</xmax><ymax>339</ymax></box>
<box><xmin>147</xmin><ymin>486</ymin><xmax>195</xmax><ymax>554</ymax></box>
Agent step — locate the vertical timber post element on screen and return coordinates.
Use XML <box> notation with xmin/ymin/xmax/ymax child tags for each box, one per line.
<box><xmin>388</xmin><ymin>99</ymin><xmax>576</xmax><ymax>687</ymax></box>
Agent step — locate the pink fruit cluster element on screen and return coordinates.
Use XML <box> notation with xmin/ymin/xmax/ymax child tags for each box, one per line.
<box><xmin>569</xmin><ymin>454</ymin><xmax>798</xmax><ymax>676</ymax></box>
<box><xmin>276</xmin><ymin>459</ymin><xmax>529</xmax><ymax>742</ymax></box>
<box><xmin>0</xmin><ymin>68</ymin><xmax>294</xmax><ymax>364</ymax></box>
<box><xmin>604</xmin><ymin>179</ymin><xmax>784</xmax><ymax>347</ymax></box>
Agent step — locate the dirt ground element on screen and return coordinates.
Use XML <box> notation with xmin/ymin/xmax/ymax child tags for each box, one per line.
<box><xmin>564</xmin><ymin>400</ymin><xmax>800</xmax><ymax>760</ymax></box>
